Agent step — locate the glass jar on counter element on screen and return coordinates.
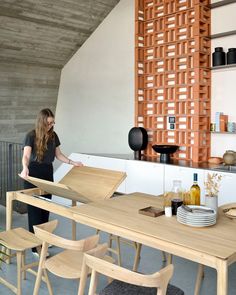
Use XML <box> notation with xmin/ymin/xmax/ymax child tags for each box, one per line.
<box><xmin>170</xmin><ymin>180</ymin><xmax>183</xmax><ymax>215</ymax></box>
<box><xmin>171</xmin><ymin>180</ymin><xmax>183</xmax><ymax>200</ymax></box>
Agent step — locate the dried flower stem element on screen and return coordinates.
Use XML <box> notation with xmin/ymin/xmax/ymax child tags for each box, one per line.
<box><xmin>204</xmin><ymin>173</ymin><xmax>222</xmax><ymax>197</ymax></box>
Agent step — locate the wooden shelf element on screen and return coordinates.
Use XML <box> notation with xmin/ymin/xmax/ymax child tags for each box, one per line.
<box><xmin>211</xmin><ymin>30</ymin><xmax>236</xmax><ymax>39</ymax></box>
<box><xmin>211</xmin><ymin>64</ymin><xmax>236</xmax><ymax>70</ymax></box>
<box><xmin>210</xmin><ymin>0</ymin><xmax>236</xmax><ymax>9</ymax></box>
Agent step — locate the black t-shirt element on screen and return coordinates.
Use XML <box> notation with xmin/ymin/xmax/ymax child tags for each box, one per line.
<box><xmin>23</xmin><ymin>130</ymin><xmax>60</xmax><ymax>164</ymax></box>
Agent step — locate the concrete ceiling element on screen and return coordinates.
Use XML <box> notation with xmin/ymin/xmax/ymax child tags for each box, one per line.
<box><xmin>0</xmin><ymin>0</ymin><xmax>120</xmax><ymax>69</ymax></box>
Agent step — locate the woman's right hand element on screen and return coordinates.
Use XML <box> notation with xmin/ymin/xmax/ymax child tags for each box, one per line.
<box><xmin>20</xmin><ymin>167</ymin><xmax>29</xmax><ymax>179</ymax></box>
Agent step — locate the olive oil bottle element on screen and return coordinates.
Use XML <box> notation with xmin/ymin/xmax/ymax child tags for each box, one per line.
<box><xmin>190</xmin><ymin>173</ymin><xmax>200</xmax><ymax>205</ymax></box>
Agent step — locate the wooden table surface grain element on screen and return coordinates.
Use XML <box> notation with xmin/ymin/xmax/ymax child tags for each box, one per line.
<box><xmin>70</xmin><ymin>192</ymin><xmax>236</xmax><ymax>295</ymax></box>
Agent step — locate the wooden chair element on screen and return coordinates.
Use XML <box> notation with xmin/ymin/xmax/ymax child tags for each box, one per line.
<box><xmin>98</xmin><ymin>231</ymin><xmax>169</xmax><ymax>272</ymax></box>
<box><xmin>78</xmin><ymin>243</ymin><xmax>185</xmax><ymax>295</ymax></box>
<box><xmin>96</xmin><ymin>229</ymin><xmax>142</xmax><ymax>270</ymax></box>
<box><xmin>32</xmin><ymin>219</ymin><xmax>99</xmax><ymax>295</ymax></box>
<box><xmin>0</xmin><ymin>227</ymin><xmax>52</xmax><ymax>295</ymax></box>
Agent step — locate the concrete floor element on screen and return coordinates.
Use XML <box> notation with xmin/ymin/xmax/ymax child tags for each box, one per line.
<box><xmin>1</xmin><ymin>205</ymin><xmax>236</xmax><ymax>295</ymax></box>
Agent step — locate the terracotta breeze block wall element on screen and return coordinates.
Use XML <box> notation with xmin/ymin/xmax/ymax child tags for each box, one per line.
<box><xmin>135</xmin><ymin>0</ymin><xmax>211</xmax><ymax>162</ymax></box>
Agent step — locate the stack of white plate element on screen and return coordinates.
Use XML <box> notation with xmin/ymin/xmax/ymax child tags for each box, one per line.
<box><xmin>177</xmin><ymin>205</ymin><xmax>217</xmax><ymax>227</ymax></box>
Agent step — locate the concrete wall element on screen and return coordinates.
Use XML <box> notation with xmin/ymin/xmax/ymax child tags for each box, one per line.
<box><xmin>55</xmin><ymin>0</ymin><xmax>134</xmax><ymax>156</ymax></box>
<box><xmin>0</xmin><ymin>62</ymin><xmax>60</xmax><ymax>143</ymax></box>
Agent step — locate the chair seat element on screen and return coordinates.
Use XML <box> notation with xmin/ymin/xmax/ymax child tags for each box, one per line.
<box><xmin>45</xmin><ymin>249</ymin><xmax>86</xmax><ymax>279</ymax></box>
<box><xmin>99</xmin><ymin>280</ymin><xmax>184</xmax><ymax>295</ymax></box>
<box><xmin>0</xmin><ymin>228</ymin><xmax>41</xmax><ymax>251</ymax></box>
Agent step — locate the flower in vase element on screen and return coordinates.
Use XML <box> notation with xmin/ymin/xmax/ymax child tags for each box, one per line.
<box><xmin>204</xmin><ymin>173</ymin><xmax>222</xmax><ymax>197</ymax></box>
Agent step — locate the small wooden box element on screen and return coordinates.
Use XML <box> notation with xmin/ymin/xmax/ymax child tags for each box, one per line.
<box><xmin>139</xmin><ymin>206</ymin><xmax>164</xmax><ymax>217</ymax></box>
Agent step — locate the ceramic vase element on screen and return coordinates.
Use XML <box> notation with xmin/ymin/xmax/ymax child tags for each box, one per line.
<box><xmin>205</xmin><ymin>195</ymin><xmax>218</xmax><ymax>212</ymax></box>
<box><xmin>212</xmin><ymin>47</ymin><xmax>226</xmax><ymax>66</ymax></box>
<box><xmin>227</xmin><ymin>48</ymin><xmax>236</xmax><ymax>65</ymax></box>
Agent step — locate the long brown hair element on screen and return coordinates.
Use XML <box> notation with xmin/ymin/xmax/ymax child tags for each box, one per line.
<box><xmin>35</xmin><ymin>108</ymin><xmax>55</xmax><ymax>162</ymax></box>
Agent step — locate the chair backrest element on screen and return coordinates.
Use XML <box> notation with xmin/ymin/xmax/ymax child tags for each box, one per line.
<box><xmin>35</xmin><ymin>219</ymin><xmax>58</xmax><ymax>233</ymax></box>
<box><xmin>34</xmin><ymin>220</ymin><xmax>99</xmax><ymax>251</ymax></box>
<box><xmin>78</xmin><ymin>243</ymin><xmax>174</xmax><ymax>295</ymax></box>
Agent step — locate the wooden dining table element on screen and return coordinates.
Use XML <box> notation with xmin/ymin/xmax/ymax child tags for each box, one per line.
<box><xmin>70</xmin><ymin>192</ymin><xmax>236</xmax><ymax>295</ymax></box>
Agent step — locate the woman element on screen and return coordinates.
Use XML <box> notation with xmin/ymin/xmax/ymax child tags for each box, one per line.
<box><xmin>20</xmin><ymin>108</ymin><xmax>82</xmax><ymax>254</ymax></box>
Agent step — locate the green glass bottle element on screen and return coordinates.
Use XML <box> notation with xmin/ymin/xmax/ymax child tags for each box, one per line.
<box><xmin>190</xmin><ymin>173</ymin><xmax>200</xmax><ymax>205</ymax></box>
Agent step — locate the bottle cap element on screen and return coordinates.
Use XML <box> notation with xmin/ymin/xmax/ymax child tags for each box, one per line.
<box><xmin>193</xmin><ymin>173</ymin><xmax>198</xmax><ymax>182</ymax></box>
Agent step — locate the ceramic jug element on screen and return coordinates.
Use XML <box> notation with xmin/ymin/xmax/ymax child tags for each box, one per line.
<box><xmin>223</xmin><ymin>150</ymin><xmax>236</xmax><ymax>165</ymax></box>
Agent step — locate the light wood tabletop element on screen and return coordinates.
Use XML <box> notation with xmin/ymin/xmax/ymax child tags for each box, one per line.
<box><xmin>59</xmin><ymin>166</ymin><xmax>126</xmax><ymax>201</ymax></box>
<box><xmin>6</xmin><ymin>183</ymin><xmax>236</xmax><ymax>295</ymax></box>
<box><xmin>7</xmin><ymin>166</ymin><xmax>126</xmax><ymax>240</ymax></box>
<box><xmin>70</xmin><ymin>192</ymin><xmax>236</xmax><ymax>295</ymax></box>
<box><xmin>24</xmin><ymin>166</ymin><xmax>126</xmax><ymax>203</ymax></box>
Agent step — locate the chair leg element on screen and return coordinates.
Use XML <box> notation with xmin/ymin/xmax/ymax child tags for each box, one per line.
<box><xmin>88</xmin><ymin>270</ymin><xmax>98</xmax><ymax>295</ymax></box>
<box><xmin>133</xmin><ymin>243</ymin><xmax>142</xmax><ymax>271</ymax></box>
<box><xmin>115</xmin><ymin>236</ymin><xmax>121</xmax><ymax>266</ymax></box>
<box><xmin>43</xmin><ymin>269</ymin><xmax>53</xmax><ymax>295</ymax></box>
<box><xmin>72</xmin><ymin>200</ymin><xmax>77</xmax><ymax>240</ymax></box>
<box><xmin>167</xmin><ymin>253</ymin><xmax>173</xmax><ymax>264</ymax></box>
<box><xmin>33</xmin><ymin>244</ymin><xmax>48</xmax><ymax>295</ymax></box>
<box><xmin>108</xmin><ymin>234</ymin><xmax>113</xmax><ymax>248</ymax></box>
<box><xmin>16</xmin><ymin>251</ymin><xmax>22</xmax><ymax>295</ymax></box>
<box><xmin>194</xmin><ymin>264</ymin><xmax>204</xmax><ymax>295</ymax></box>
<box><xmin>78</xmin><ymin>264</ymin><xmax>89</xmax><ymax>295</ymax></box>
<box><xmin>22</xmin><ymin>252</ymin><xmax>26</xmax><ymax>280</ymax></box>
<box><xmin>162</xmin><ymin>251</ymin><xmax>167</xmax><ymax>262</ymax></box>
<box><xmin>1</xmin><ymin>245</ymin><xmax>10</xmax><ymax>265</ymax></box>
<box><xmin>108</xmin><ymin>234</ymin><xmax>122</xmax><ymax>266</ymax></box>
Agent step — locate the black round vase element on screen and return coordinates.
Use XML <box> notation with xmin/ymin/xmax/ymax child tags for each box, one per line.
<box><xmin>128</xmin><ymin>127</ymin><xmax>148</xmax><ymax>160</ymax></box>
<box><xmin>227</xmin><ymin>48</ymin><xmax>236</xmax><ymax>65</ymax></box>
<box><xmin>212</xmin><ymin>47</ymin><xmax>226</xmax><ymax>66</ymax></box>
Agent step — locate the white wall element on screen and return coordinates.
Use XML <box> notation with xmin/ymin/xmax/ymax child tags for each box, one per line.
<box><xmin>211</xmin><ymin>2</ymin><xmax>236</xmax><ymax>157</ymax></box>
<box><xmin>55</xmin><ymin>0</ymin><xmax>236</xmax><ymax>160</ymax></box>
<box><xmin>55</xmin><ymin>0</ymin><xmax>134</xmax><ymax>156</ymax></box>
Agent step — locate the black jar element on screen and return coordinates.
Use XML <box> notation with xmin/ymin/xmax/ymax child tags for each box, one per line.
<box><xmin>227</xmin><ymin>48</ymin><xmax>236</xmax><ymax>65</ymax></box>
<box><xmin>212</xmin><ymin>47</ymin><xmax>226</xmax><ymax>66</ymax></box>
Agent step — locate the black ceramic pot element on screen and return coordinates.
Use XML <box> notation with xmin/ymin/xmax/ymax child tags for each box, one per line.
<box><xmin>227</xmin><ymin>48</ymin><xmax>236</xmax><ymax>65</ymax></box>
<box><xmin>212</xmin><ymin>47</ymin><xmax>226</xmax><ymax>66</ymax></box>
<box><xmin>128</xmin><ymin>127</ymin><xmax>148</xmax><ymax>160</ymax></box>
<box><xmin>152</xmin><ymin>145</ymin><xmax>179</xmax><ymax>163</ymax></box>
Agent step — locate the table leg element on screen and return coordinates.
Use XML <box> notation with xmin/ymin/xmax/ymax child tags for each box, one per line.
<box><xmin>6</xmin><ymin>191</ymin><xmax>14</xmax><ymax>231</ymax></box>
<box><xmin>217</xmin><ymin>259</ymin><xmax>228</xmax><ymax>295</ymax></box>
<box><xmin>194</xmin><ymin>264</ymin><xmax>204</xmax><ymax>295</ymax></box>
